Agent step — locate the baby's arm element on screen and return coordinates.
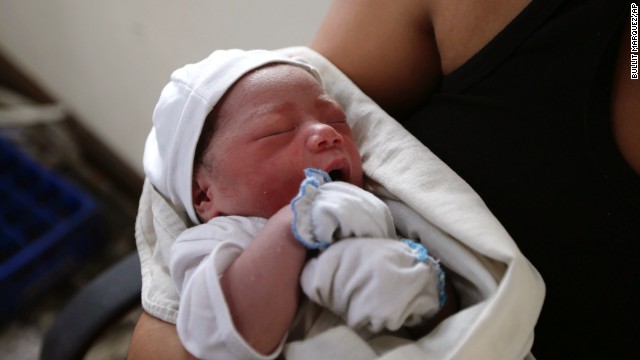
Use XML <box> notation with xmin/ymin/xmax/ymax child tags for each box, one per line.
<box><xmin>220</xmin><ymin>206</ymin><xmax>306</xmax><ymax>354</ymax></box>
<box><xmin>170</xmin><ymin>207</ymin><xmax>305</xmax><ymax>359</ymax></box>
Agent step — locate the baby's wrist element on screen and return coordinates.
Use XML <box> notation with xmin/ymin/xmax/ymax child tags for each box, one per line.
<box><xmin>271</xmin><ymin>206</ymin><xmax>306</xmax><ymax>252</ymax></box>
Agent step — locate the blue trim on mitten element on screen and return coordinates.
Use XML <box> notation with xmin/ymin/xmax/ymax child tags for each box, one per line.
<box><xmin>402</xmin><ymin>239</ymin><xmax>448</xmax><ymax>310</ymax></box>
<box><xmin>303</xmin><ymin>168</ymin><xmax>332</xmax><ymax>184</ymax></box>
<box><xmin>290</xmin><ymin>168</ymin><xmax>332</xmax><ymax>249</ymax></box>
<box><xmin>402</xmin><ymin>238</ymin><xmax>429</xmax><ymax>262</ymax></box>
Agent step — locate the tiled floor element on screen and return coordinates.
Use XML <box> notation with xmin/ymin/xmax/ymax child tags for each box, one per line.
<box><xmin>0</xmin><ymin>106</ymin><xmax>141</xmax><ymax>359</ymax></box>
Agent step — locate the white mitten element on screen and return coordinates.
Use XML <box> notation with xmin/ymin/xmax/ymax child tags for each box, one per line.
<box><xmin>290</xmin><ymin>168</ymin><xmax>395</xmax><ymax>249</ymax></box>
<box><xmin>301</xmin><ymin>238</ymin><xmax>446</xmax><ymax>332</ymax></box>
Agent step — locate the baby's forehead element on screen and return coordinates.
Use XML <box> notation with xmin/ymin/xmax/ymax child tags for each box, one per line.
<box><xmin>218</xmin><ymin>64</ymin><xmax>325</xmax><ymax>107</ymax></box>
<box><xmin>236</xmin><ymin>63</ymin><xmax>320</xmax><ymax>87</ymax></box>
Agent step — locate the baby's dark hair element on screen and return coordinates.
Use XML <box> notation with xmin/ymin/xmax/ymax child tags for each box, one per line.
<box><xmin>193</xmin><ymin>109</ymin><xmax>219</xmax><ymax>173</ymax></box>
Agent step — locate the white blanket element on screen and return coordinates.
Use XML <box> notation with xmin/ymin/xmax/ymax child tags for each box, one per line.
<box><xmin>135</xmin><ymin>46</ymin><xmax>545</xmax><ymax>360</ymax></box>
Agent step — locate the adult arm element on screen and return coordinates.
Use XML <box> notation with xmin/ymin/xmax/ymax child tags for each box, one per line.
<box><xmin>311</xmin><ymin>0</ymin><xmax>533</xmax><ymax>118</ymax></box>
<box><xmin>310</xmin><ymin>0</ymin><xmax>441</xmax><ymax>119</ymax></box>
<box><xmin>128</xmin><ymin>311</ymin><xmax>196</xmax><ymax>360</ymax></box>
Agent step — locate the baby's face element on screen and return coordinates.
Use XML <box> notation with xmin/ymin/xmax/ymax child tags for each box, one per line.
<box><xmin>196</xmin><ymin>64</ymin><xmax>363</xmax><ymax>219</ymax></box>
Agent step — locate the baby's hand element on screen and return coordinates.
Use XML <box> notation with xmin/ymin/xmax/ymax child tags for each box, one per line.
<box><xmin>301</xmin><ymin>238</ymin><xmax>446</xmax><ymax>332</ymax></box>
<box><xmin>290</xmin><ymin>168</ymin><xmax>395</xmax><ymax>249</ymax></box>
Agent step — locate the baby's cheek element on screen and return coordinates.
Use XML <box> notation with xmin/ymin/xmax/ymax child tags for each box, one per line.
<box><xmin>262</xmin><ymin>179</ymin><xmax>304</xmax><ymax>216</ymax></box>
<box><xmin>250</xmin><ymin>192</ymin><xmax>285</xmax><ymax>218</ymax></box>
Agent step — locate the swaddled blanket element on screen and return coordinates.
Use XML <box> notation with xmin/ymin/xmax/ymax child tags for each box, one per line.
<box><xmin>135</xmin><ymin>46</ymin><xmax>545</xmax><ymax>359</ymax></box>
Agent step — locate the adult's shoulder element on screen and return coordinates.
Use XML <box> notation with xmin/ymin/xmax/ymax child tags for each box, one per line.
<box><xmin>429</xmin><ymin>0</ymin><xmax>532</xmax><ymax>74</ymax></box>
<box><xmin>310</xmin><ymin>0</ymin><xmax>531</xmax><ymax>117</ymax></box>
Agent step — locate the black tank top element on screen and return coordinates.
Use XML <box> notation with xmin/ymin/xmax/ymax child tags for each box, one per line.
<box><xmin>401</xmin><ymin>0</ymin><xmax>639</xmax><ymax>357</ymax></box>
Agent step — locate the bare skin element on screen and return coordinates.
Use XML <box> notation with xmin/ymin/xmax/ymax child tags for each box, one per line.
<box><xmin>128</xmin><ymin>0</ymin><xmax>639</xmax><ymax>357</ymax></box>
<box><xmin>129</xmin><ymin>311</ymin><xmax>196</xmax><ymax>360</ymax></box>
<box><xmin>218</xmin><ymin>206</ymin><xmax>306</xmax><ymax>354</ymax></box>
<box><xmin>309</xmin><ymin>0</ymin><xmax>532</xmax><ymax>118</ymax></box>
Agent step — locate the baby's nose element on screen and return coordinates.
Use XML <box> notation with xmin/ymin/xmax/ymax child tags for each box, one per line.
<box><xmin>306</xmin><ymin>124</ymin><xmax>342</xmax><ymax>152</ymax></box>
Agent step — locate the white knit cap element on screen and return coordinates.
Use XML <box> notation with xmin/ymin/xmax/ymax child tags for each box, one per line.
<box><xmin>143</xmin><ymin>49</ymin><xmax>322</xmax><ymax>224</ymax></box>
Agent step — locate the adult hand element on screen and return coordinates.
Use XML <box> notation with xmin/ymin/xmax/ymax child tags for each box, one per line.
<box><xmin>128</xmin><ymin>311</ymin><xmax>196</xmax><ymax>360</ymax></box>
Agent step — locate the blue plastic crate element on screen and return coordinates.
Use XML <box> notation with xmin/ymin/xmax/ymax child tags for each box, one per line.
<box><xmin>0</xmin><ymin>135</ymin><xmax>106</xmax><ymax>322</ymax></box>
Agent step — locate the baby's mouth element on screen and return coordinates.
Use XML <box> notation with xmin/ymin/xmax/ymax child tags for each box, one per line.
<box><xmin>322</xmin><ymin>158</ymin><xmax>350</xmax><ymax>182</ymax></box>
<box><xmin>328</xmin><ymin>169</ymin><xmax>345</xmax><ymax>182</ymax></box>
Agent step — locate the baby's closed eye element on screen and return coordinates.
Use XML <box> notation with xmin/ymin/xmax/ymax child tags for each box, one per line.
<box><xmin>255</xmin><ymin>125</ymin><xmax>297</xmax><ymax>141</ymax></box>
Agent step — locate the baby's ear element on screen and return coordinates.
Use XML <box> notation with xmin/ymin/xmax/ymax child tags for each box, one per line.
<box><xmin>192</xmin><ymin>169</ymin><xmax>219</xmax><ymax>222</ymax></box>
